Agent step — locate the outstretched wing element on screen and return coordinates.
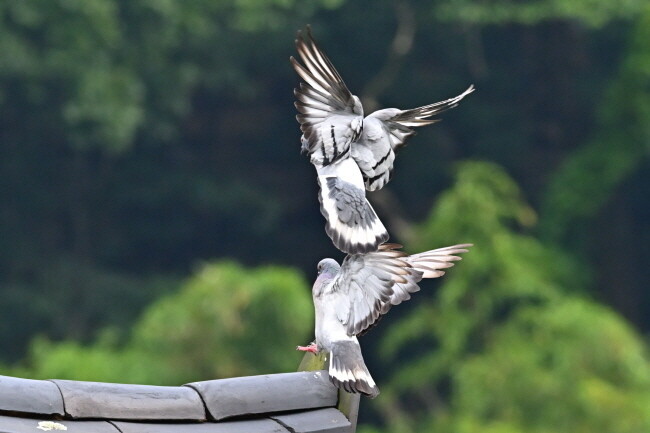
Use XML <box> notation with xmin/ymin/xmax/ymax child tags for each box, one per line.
<box><xmin>353</xmin><ymin>85</ymin><xmax>474</xmax><ymax>190</ymax></box>
<box><xmin>331</xmin><ymin>243</ymin><xmax>472</xmax><ymax>336</ymax></box>
<box><xmin>291</xmin><ymin>27</ymin><xmax>363</xmax><ymax>166</ymax></box>
<box><xmin>376</xmin><ymin>85</ymin><xmax>475</xmax><ymax>152</ymax></box>
<box><xmin>388</xmin><ymin>243</ymin><xmax>473</xmax><ymax>310</ymax></box>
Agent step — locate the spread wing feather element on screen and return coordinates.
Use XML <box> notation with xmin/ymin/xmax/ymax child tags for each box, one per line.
<box><xmin>291</xmin><ymin>27</ymin><xmax>363</xmax><ymax>166</ymax></box>
<box><xmin>354</xmin><ymin>86</ymin><xmax>474</xmax><ymax>190</ymax></box>
<box><xmin>332</xmin><ymin>243</ymin><xmax>472</xmax><ymax>336</ymax></box>
<box><xmin>385</xmin><ymin>85</ymin><xmax>475</xmax><ymax>152</ymax></box>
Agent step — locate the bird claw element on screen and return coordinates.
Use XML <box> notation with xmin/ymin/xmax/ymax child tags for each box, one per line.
<box><xmin>296</xmin><ymin>342</ymin><xmax>319</xmax><ymax>353</ymax></box>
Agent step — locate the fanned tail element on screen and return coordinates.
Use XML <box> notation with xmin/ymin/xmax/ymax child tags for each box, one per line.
<box><xmin>318</xmin><ymin>176</ymin><xmax>388</xmax><ymax>254</ymax></box>
<box><xmin>329</xmin><ymin>340</ymin><xmax>379</xmax><ymax>398</ymax></box>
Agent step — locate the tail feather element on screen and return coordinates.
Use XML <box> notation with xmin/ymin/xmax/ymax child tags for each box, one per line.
<box><xmin>318</xmin><ymin>176</ymin><xmax>388</xmax><ymax>254</ymax></box>
<box><xmin>328</xmin><ymin>341</ymin><xmax>379</xmax><ymax>398</ymax></box>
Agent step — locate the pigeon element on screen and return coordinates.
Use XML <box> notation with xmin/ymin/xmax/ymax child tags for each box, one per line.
<box><xmin>297</xmin><ymin>243</ymin><xmax>472</xmax><ymax>397</ymax></box>
<box><xmin>290</xmin><ymin>27</ymin><xmax>474</xmax><ymax>254</ymax></box>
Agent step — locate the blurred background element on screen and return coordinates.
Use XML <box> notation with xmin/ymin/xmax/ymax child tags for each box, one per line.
<box><xmin>1</xmin><ymin>0</ymin><xmax>649</xmax><ymax>431</ymax></box>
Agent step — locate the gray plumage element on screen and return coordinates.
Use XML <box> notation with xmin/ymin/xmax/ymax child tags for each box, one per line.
<box><xmin>290</xmin><ymin>27</ymin><xmax>472</xmax><ymax>254</ymax></box>
<box><xmin>318</xmin><ymin>175</ymin><xmax>388</xmax><ymax>254</ymax></box>
<box><xmin>305</xmin><ymin>243</ymin><xmax>472</xmax><ymax>397</ymax></box>
<box><xmin>315</xmin><ymin>156</ymin><xmax>389</xmax><ymax>255</ymax></box>
<box><xmin>291</xmin><ymin>26</ymin><xmax>474</xmax><ymax>191</ymax></box>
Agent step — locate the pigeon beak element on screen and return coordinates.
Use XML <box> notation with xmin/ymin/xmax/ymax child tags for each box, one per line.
<box><xmin>300</xmin><ymin>137</ymin><xmax>310</xmax><ymax>155</ymax></box>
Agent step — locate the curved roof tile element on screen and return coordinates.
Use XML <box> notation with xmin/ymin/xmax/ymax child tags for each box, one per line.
<box><xmin>0</xmin><ymin>355</ymin><xmax>358</xmax><ymax>433</ymax></box>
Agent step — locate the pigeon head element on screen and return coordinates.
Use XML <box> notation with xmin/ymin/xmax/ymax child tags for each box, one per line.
<box><xmin>300</xmin><ymin>136</ymin><xmax>310</xmax><ymax>155</ymax></box>
<box><xmin>317</xmin><ymin>258</ymin><xmax>340</xmax><ymax>276</ymax></box>
<box><xmin>313</xmin><ymin>258</ymin><xmax>340</xmax><ymax>296</ymax></box>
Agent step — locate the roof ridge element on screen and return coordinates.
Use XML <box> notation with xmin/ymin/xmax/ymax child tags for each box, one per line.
<box><xmin>0</xmin><ymin>355</ymin><xmax>357</xmax><ymax>432</ymax></box>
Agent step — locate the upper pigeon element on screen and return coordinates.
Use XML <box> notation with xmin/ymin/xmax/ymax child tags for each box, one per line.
<box><xmin>291</xmin><ymin>27</ymin><xmax>473</xmax><ymax>253</ymax></box>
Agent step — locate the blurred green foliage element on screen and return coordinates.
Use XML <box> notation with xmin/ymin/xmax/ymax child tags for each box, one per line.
<box><xmin>541</xmin><ymin>5</ymin><xmax>650</xmax><ymax>243</ymax></box>
<box><xmin>4</xmin><ymin>161</ymin><xmax>649</xmax><ymax>432</ymax></box>
<box><xmin>1</xmin><ymin>0</ymin><xmax>647</xmax><ymax>359</ymax></box>
<box><xmin>365</xmin><ymin>161</ymin><xmax>650</xmax><ymax>433</ymax></box>
<box><xmin>434</xmin><ymin>0</ymin><xmax>648</xmax><ymax>26</ymax></box>
<box><xmin>6</xmin><ymin>261</ymin><xmax>312</xmax><ymax>384</ymax></box>
<box><xmin>0</xmin><ymin>0</ymin><xmax>338</xmax><ymax>360</ymax></box>
<box><xmin>0</xmin><ymin>0</ymin><xmax>649</xmax><ymax>431</ymax></box>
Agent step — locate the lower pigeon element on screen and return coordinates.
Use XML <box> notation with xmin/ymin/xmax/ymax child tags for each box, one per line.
<box><xmin>297</xmin><ymin>243</ymin><xmax>472</xmax><ymax>397</ymax></box>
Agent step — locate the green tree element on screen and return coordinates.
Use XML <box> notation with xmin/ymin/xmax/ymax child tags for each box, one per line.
<box><xmin>432</xmin><ymin>0</ymin><xmax>648</xmax><ymax>26</ymax></box>
<box><xmin>539</xmin><ymin>3</ymin><xmax>650</xmax><ymax>326</ymax></box>
<box><xmin>4</xmin><ymin>261</ymin><xmax>313</xmax><ymax>384</ymax></box>
<box><xmin>1</xmin><ymin>5</ymin><xmax>648</xmax><ymax>432</ymax></box>
<box><xmin>0</xmin><ymin>0</ymin><xmax>341</xmax><ymax>361</ymax></box>
<box><xmin>364</xmin><ymin>161</ymin><xmax>650</xmax><ymax>433</ymax></box>
<box><xmin>541</xmin><ymin>3</ymin><xmax>650</xmax><ymax>243</ymax></box>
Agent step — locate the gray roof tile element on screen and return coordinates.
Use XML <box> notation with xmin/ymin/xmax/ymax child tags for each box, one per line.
<box><xmin>271</xmin><ymin>408</ymin><xmax>352</xmax><ymax>433</ymax></box>
<box><xmin>113</xmin><ymin>418</ymin><xmax>289</xmax><ymax>433</ymax></box>
<box><xmin>0</xmin><ymin>415</ymin><xmax>118</xmax><ymax>433</ymax></box>
<box><xmin>0</xmin><ymin>376</ymin><xmax>64</xmax><ymax>416</ymax></box>
<box><xmin>0</xmin><ymin>357</ymin><xmax>357</xmax><ymax>433</ymax></box>
<box><xmin>50</xmin><ymin>380</ymin><xmax>206</xmax><ymax>421</ymax></box>
<box><xmin>187</xmin><ymin>370</ymin><xmax>338</xmax><ymax>421</ymax></box>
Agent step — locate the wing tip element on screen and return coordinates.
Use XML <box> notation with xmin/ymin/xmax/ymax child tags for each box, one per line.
<box><xmin>295</xmin><ymin>24</ymin><xmax>311</xmax><ymax>40</ymax></box>
<box><xmin>379</xmin><ymin>242</ymin><xmax>403</xmax><ymax>251</ymax></box>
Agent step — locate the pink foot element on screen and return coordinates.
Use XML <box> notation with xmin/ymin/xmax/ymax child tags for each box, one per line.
<box><xmin>296</xmin><ymin>342</ymin><xmax>319</xmax><ymax>353</ymax></box>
